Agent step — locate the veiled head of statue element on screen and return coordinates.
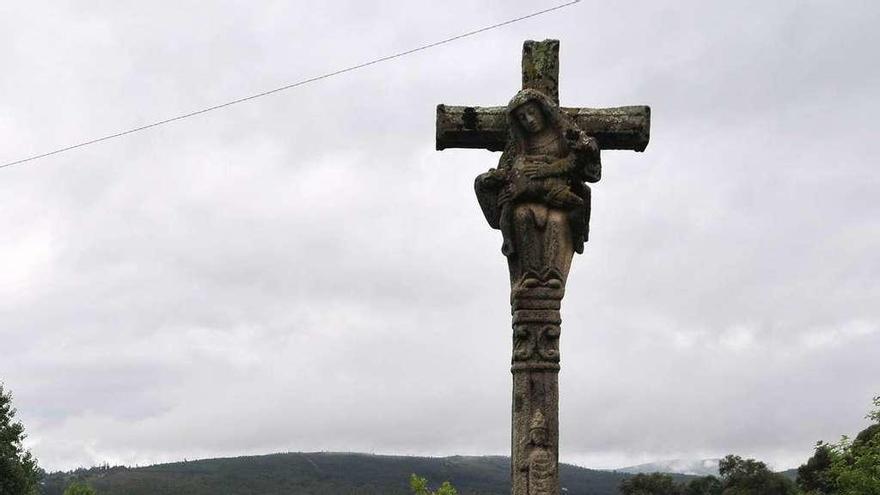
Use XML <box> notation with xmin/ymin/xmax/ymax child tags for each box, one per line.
<box><xmin>513</xmin><ymin>101</ymin><xmax>546</xmax><ymax>134</ymax></box>
<box><xmin>506</xmin><ymin>89</ymin><xmax>567</xmax><ymax>151</ymax></box>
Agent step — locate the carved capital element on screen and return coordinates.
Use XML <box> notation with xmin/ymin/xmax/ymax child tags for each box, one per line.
<box><xmin>511</xmin><ymin>274</ymin><xmax>564</xmax><ymax>369</ymax></box>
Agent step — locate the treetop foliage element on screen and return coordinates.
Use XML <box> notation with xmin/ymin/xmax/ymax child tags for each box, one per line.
<box><xmin>410</xmin><ymin>474</ymin><xmax>458</xmax><ymax>495</ymax></box>
<box><xmin>717</xmin><ymin>454</ymin><xmax>797</xmax><ymax>495</ymax></box>
<box><xmin>618</xmin><ymin>455</ymin><xmax>795</xmax><ymax>495</ymax></box>
<box><xmin>63</xmin><ymin>482</ymin><xmax>97</xmax><ymax>495</ymax></box>
<box><xmin>798</xmin><ymin>395</ymin><xmax>880</xmax><ymax>495</ymax></box>
<box><xmin>619</xmin><ymin>472</ymin><xmax>685</xmax><ymax>494</ymax></box>
<box><xmin>0</xmin><ymin>384</ymin><xmax>41</xmax><ymax>495</ymax></box>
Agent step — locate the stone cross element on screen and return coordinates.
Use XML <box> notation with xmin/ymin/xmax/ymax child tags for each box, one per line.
<box><xmin>435</xmin><ymin>40</ymin><xmax>650</xmax><ymax>495</ymax></box>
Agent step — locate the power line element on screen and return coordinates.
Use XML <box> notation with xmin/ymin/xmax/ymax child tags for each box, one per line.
<box><xmin>1</xmin><ymin>0</ymin><xmax>580</xmax><ymax>171</ymax></box>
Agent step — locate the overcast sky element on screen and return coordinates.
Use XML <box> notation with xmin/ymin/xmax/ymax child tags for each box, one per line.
<box><xmin>2</xmin><ymin>0</ymin><xmax>878</xmax><ymax>474</ymax></box>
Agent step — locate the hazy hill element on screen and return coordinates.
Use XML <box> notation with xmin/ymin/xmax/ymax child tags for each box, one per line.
<box><xmin>42</xmin><ymin>452</ymin><xmax>640</xmax><ymax>495</ymax></box>
<box><xmin>617</xmin><ymin>459</ymin><xmax>721</xmax><ymax>477</ymax></box>
<box><xmin>617</xmin><ymin>458</ymin><xmax>799</xmax><ymax>481</ymax></box>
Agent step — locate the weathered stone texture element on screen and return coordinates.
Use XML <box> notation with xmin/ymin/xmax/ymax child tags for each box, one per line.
<box><xmin>436</xmin><ymin>105</ymin><xmax>650</xmax><ymax>152</ymax></box>
<box><xmin>522</xmin><ymin>39</ymin><xmax>560</xmax><ymax>104</ymax></box>
<box><xmin>435</xmin><ymin>39</ymin><xmax>650</xmax><ymax>495</ymax></box>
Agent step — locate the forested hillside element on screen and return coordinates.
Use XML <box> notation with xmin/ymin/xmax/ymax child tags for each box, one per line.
<box><xmin>42</xmin><ymin>452</ymin><xmax>637</xmax><ymax>495</ymax></box>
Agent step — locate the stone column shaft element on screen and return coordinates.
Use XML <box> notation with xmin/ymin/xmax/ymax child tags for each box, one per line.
<box><xmin>510</xmin><ymin>284</ymin><xmax>563</xmax><ymax>495</ymax></box>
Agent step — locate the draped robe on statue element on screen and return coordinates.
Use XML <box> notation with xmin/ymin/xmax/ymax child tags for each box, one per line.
<box><xmin>474</xmin><ymin>89</ymin><xmax>602</xmax><ymax>289</ymax></box>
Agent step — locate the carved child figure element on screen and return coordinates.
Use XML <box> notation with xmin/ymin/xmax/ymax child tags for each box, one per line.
<box><xmin>505</xmin><ymin>99</ymin><xmax>585</xmax><ymax>210</ymax></box>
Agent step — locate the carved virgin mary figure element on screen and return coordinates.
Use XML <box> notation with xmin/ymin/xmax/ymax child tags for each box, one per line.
<box><xmin>475</xmin><ymin>89</ymin><xmax>601</xmax><ymax>289</ymax></box>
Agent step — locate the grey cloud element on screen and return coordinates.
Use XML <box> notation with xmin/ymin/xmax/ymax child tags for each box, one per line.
<box><xmin>1</xmin><ymin>0</ymin><xmax>878</xmax><ymax>473</ymax></box>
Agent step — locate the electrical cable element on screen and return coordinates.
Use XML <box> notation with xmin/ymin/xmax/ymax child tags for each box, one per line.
<box><xmin>0</xmin><ymin>0</ymin><xmax>580</xmax><ymax>170</ymax></box>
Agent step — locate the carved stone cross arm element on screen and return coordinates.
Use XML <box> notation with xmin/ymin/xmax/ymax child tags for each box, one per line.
<box><xmin>435</xmin><ymin>39</ymin><xmax>650</xmax><ymax>153</ymax></box>
<box><xmin>436</xmin><ymin>104</ymin><xmax>650</xmax><ymax>152</ymax></box>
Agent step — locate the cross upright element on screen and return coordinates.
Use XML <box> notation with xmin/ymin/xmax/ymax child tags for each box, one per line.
<box><xmin>435</xmin><ymin>40</ymin><xmax>650</xmax><ymax>495</ymax></box>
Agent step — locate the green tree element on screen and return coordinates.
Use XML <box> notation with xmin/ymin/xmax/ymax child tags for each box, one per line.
<box><xmin>825</xmin><ymin>436</ymin><xmax>880</xmax><ymax>495</ymax></box>
<box><xmin>718</xmin><ymin>455</ymin><xmax>797</xmax><ymax>495</ymax></box>
<box><xmin>619</xmin><ymin>472</ymin><xmax>682</xmax><ymax>495</ymax></box>
<box><xmin>0</xmin><ymin>384</ymin><xmax>40</xmax><ymax>495</ymax></box>
<box><xmin>797</xmin><ymin>442</ymin><xmax>834</xmax><ymax>494</ymax></box>
<box><xmin>683</xmin><ymin>475</ymin><xmax>722</xmax><ymax>495</ymax></box>
<box><xmin>798</xmin><ymin>395</ymin><xmax>880</xmax><ymax>495</ymax></box>
<box><xmin>63</xmin><ymin>481</ymin><xmax>97</xmax><ymax>495</ymax></box>
<box><xmin>410</xmin><ymin>473</ymin><xmax>457</xmax><ymax>495</ymax></box>
<box><xmin>825</xmin><ymin>396</ymin><xmax>880</xmax><ymax>495</ymax></box>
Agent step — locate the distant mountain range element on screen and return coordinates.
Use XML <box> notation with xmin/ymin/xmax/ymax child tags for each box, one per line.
<box><xmin>42</xmin><ymin>452</ymin><xmax>797</xmax><ymax>495</ymax></box>
<box><xmin>616</xmin><ymin>458</ymin><xmax>721</xmax><ymax>477</ymax></box>
<box><xmin>616</xmin><ymin>458</ymin><xmax>798</xmax><ymax>482</ymax></box>
<box><xmin>41</xmin><ymin>452</ymin><xmax>662</xmax><ymax>495</ymax></box>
